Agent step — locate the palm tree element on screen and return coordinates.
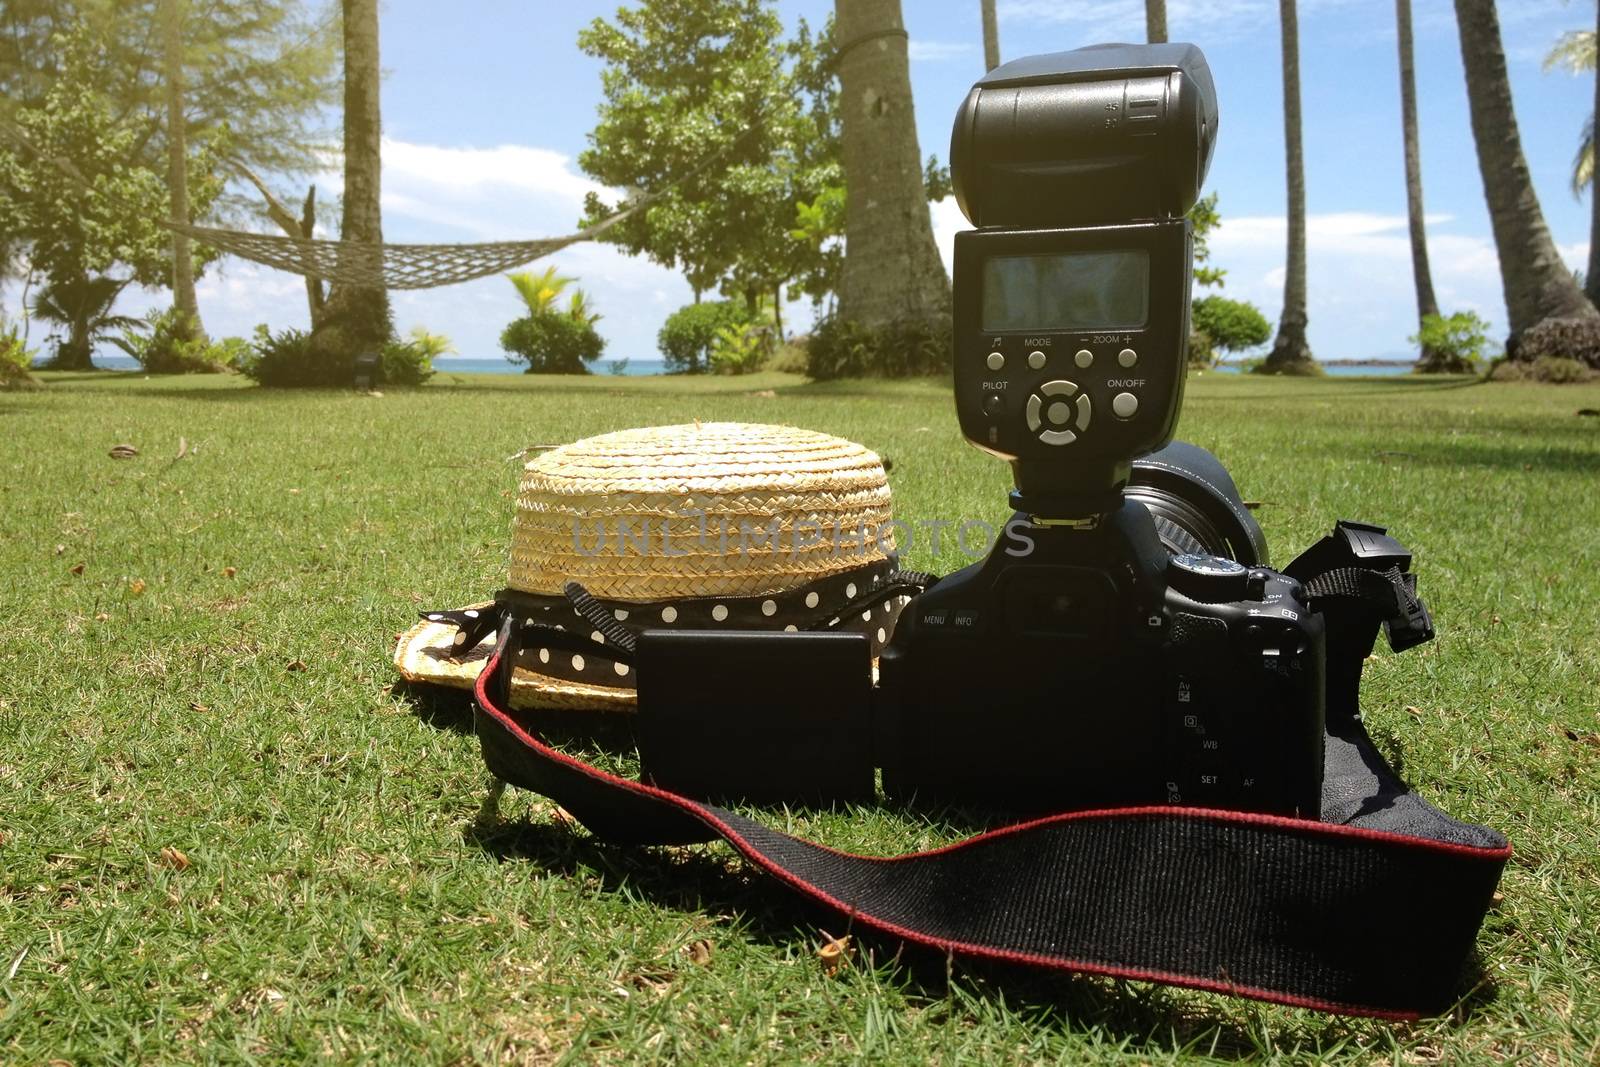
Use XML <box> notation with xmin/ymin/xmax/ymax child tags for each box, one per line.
<box><xmin>161</xmin><ymin>0</ymin><xmax>204</xmax><ymax>345</ymax></box>
<box><xmin>834</xmin><ymin>0</ymin><xmax>950</xmax><ymax>338</ymax></box>
<box><xmin>311</xmin><ymin>0</ymin><xmax>391</xmax><ymax>359</ymax></box>
<box><xmin>1454</xmin><ymin>0</ymin><xmax>1600</xmax><ymax>365</ymax></box>
<box><xmin>33</xmin><ymin>277</ymin><xmax>142</xmax><ymax>368</ymax></box>
<box><xmin>1145</xmin><ymin>0</ymin><xmax>1167</xmax><ymax>44</ymax></box>
<box><xmin>507</xmin><ymin>267</ymin><xmax>576</xmax><ymax>316</ymax></box>
<box><xmin>981</xmin><ymin>0</ymin><xmax>1000</xmax><ymax>71</ymax></box>
<box><xmin>1256</xmin><ymin>0</ymin><xmax>1318</xmax><ymax>374</ymax></box>
<box><xmin>1543</xmin><ymin>25</ymin><xmax>1598</xmax><ymax>307</ymax></box>
<box><xmin>1396</xmin><ymin>0</ymin><xmax>1462</xmax><ymax>372</ymax></box>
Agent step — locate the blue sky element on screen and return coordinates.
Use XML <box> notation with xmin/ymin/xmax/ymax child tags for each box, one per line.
<box><xmin>116</xmin><ymin>0</ymin><xmax>1598</xmax><ymax>364</ymax></box>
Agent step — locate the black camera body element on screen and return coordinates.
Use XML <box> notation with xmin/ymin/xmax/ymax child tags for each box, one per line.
<box><xmin>879</xmin><ymin>43</ymin><xmax>1326</xmax><ymax>816</ymax></box>
<box><xmin>876</xmin><ymin>503</ymin><xmax>1325</xmax><ymax>815</ymax></box>
<box><xmin>635</xmin><ymin>44</ymin><xmax>1327</xmax><ymax>820</ymax></box>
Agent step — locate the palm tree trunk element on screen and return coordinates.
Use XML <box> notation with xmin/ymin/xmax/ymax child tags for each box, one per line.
<box><xmin>835</xmin><ymin>0</ymin><xmax>950</xmax><ymax>336</ymax></box>
<box><xmin>1589</xmin><ymin>0</ymin><xmax>1600</xmax><ymax>309</ymax></box>
<box><xmin>981</xmin><ymin>0</ymin><xmax>1000</xmax><ymax>71</ymax></box>
<box><xmin>1145</xmin><ymin>0</ymin><xmax>1168</xmax><ymax>44</ymax></box>
<box><xmin>1454</xmin><ymin>0</ymin><xmax>1600</xmax><ymax>364</ymax></box>
<box><xmin>161</xmin><ymin>0</ymin><xmax>204</xmax><ymax>343</ymax></box>
<box><xmin>313</xmin><ymin>0</ymin><xmax>391</xmax><ymax>361</ymax></box>
<box><xmin>1258</xmin><ymin>0</ymin><xmax>1317</xmax><ymax>373</ymax></box>
<box><xmin>1397</xmin><ymin>0</ymin><xmax>1459</xmax><ymax>372</ymax></box>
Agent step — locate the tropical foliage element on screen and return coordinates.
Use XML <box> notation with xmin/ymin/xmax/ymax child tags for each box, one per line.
<box><xmin>240</xmin><ymin>324</ymin><xmax>438</xmax><ymax>387</ymax></box>
<box><xmin>656</xmin><ymin>300</ymin><xmax>755</xmax><ymax>373</ymax></box>
<box><xmin>500</xmin><ymin>270</ymin><xmax>605</xmax><ymax>373</ymax></box>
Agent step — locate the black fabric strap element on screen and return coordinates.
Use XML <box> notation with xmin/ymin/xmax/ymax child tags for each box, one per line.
<box><xmin>464</xmin><ymin>562</ymin><xmax>1508</xmax><ymax>1020</ymax></box>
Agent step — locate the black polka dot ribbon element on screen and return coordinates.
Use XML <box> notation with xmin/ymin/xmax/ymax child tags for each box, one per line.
<box><xmin>419</xmin><ymin>560</ymin><xmax>934</xmax><ymax>691</ymax></box>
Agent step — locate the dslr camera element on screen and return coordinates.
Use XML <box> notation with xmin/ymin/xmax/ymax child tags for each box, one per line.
<box><xmin>875</xmin><ymin>43</ymin><xmax>1324</xmax><ymax>815</ymax></box>
<box><xmin>639</xmin><ymin>44</ymin><xmax>1326</xmax><ymax>818</ymax></box>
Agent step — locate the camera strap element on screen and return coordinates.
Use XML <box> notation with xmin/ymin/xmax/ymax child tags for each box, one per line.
<box><xmin>463</xmin><ymin>534</ymin><xmax>1509</xmax><ymax>1021</ymax></box>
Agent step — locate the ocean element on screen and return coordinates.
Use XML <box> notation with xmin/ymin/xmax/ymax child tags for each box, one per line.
<box><xmin>76</xmin><ymin>355</ymin><xmax>671</xmax><ymax>376</ymax></box>
<box><xmin>68</xmin><ymin>355</ymin><xmax>1416</xmax><ymax>377</ymax></box>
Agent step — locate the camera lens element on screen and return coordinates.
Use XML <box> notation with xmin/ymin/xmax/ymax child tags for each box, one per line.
<box><xmin>1127</xmin><ymin>441</ymin><xmax>1269</xmax><ymax>566</ymax></box>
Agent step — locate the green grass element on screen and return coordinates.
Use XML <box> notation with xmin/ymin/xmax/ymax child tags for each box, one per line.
<box><xmin>1</xmin><ymin>368</ymin><xmax>1597</xmax><ymax>1064</ymax></box>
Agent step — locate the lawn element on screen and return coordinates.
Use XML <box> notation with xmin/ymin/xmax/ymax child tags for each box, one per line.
<box><xmin>1</xmin><ymin>368</ymin><xmax>1597</xmax><ymax>1064</ymax></box>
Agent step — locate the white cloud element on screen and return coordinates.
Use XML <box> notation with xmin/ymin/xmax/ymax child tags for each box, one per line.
<box><xmin>907</xmin><ymin>40</ymin><xmax>975</xmax><ymax>62</ymax></box>
<box><xmin>1209</xmin><ymin>211</ymin><xmax>1511</xmax><ymax>358</ymax></box>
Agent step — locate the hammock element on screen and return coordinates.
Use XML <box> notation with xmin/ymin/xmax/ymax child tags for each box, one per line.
<box><xmin>164</xmin><ymin>196</ymin><xmax>645</xmax><ymax>290</ymax></box>
<box><xmin>3</xmin><ymin>111</ymin><xmax>647</xmax><ymax>291</ymax></box>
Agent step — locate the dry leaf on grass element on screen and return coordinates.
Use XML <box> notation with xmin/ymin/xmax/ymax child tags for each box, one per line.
<box><xmin>816</xmin><ymin>930</ymin><xmax>854</xmax><ymax>976</ymax></box>
<box><xmin>685</xmin><ymin>939</ymin><xmax>713</xmax><ymax>966</ymax></box>
<box><xmin>69</xmin><ymin>563</ymin><xmax>85</xmax><ymax>575</ymax></box>
<box><xmin>128</xmin><ymin>579</ymin><xmax>147</xmax><ymax>595</ymax></box>
<box><xmin>159</xmin><ymin>846</ymin><xmax>191</xmax><ymax>871</ymax></box>
<box><xmin>175</xmin><ymin>437</ymin><xmax>188</xmax><ymax>460</ymax></box>
<box><xmin>189</xmin><ymin>702</ymin><xmax>210</xmax><ymax>713</ymax></box>
<box><xmin>284</xmin><ymin>660</ymin><xmax>307</xmax><ymax>672</ymax></box>
<box><xmin>222</xmin><ymin>566</ymin><xmax>237</xmax><ymax>578</ymax></box>
<box><xmin>108</xmin><ymin>443</ymin><xmax>138</xmax><ymax>459</ymax></box>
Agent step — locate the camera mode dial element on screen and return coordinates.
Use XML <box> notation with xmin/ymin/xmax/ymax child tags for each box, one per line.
<box><xmin>1167</xmin><ymin>553</ymin><xmax>1247</xmax><ymax>602</ymax></box>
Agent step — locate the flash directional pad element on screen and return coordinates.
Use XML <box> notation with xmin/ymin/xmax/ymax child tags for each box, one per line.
<box><xmin>1025</xmin><ymin>380</ymin><xmax>1092</xmax><ymax>445</ymax></box>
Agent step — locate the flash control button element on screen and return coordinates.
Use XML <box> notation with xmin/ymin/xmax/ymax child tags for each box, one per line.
<box><xmin>1027</xmin><ymin>350</ymin><xmax>1046</xmax><ymax>370</ymax></box>
<box><xmin>1118</xmin><ymin>348</ymin><xmax>1138</xmax><ymax>368</ymax></box>
<box><xmin>1074</xmin><ymin>348</ymin><xmax>1093</xmax><ymax>368</ymax></box>
<box><xmin>1112</xmin><ymin>391</ymin><xmax>1139</xmax><ymax>418</ymax></box>
<box><xmin>986</xmin><ymin>351</ymin><xmax>1005</xmax><ymax>371</ymax></box>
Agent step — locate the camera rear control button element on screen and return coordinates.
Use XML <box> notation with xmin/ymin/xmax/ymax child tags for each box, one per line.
<box><xmin>1046</xmin><ymin>400</ymin><xmax>1072</xmax><ymax>425</ymax></box>
<box><xmin>1118</xmin><ymin>347</ymin><xmax>1138</xmax><ymax>368</ymax></box>
<box><xmin>1074</xmin><ymin>348</ymin><xmax>1094</xmax><ymax>368</ymax></box>
<box><xmin>1074</xmin><ymin>394</ymin><xmax>1092</xmax><ymax>430</ymax></box>
<box><xmin>1027</xmin><ymin>350</ymin><xmax>1047</xmax><ymax>370</ymax></box>
<box><xmin>1038</xmin><ymin>379</ymin><xmax>1078</xmax><ymax>398</ymax></box>
<box><xmin>986</xmin><ymin>351</ymin><xmax>1005</xmax><ymax>371</ymax></box>
<box><xmin>1112</xmin><ymin>391</ymin><xmax>1139</xmax><ymax>418</ymax></box>
<box><xmin>1025</xmin><ymin>394</ymin><xmax>1043</xmax><ymax>431</ymax></box>
<box><xmin>1038</xmin><ymin>428</ymin><xmax>1077</xmax><ymax>446</ymax></box>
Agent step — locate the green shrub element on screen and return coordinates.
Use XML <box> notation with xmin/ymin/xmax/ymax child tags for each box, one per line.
<box><xmin>657</xmin><ymin>300</ymin><xmax>752</xmax><ymax>373</ymax></box>
<box><xmin>1</xmin><ymin>312</ymin><xmax>40</xmax><ymax>390</ymax></box>
<box><xmin>807</xmin><ymin>315</ymin><xmax>951</xmax><ymax>380</ymax></box>
<box><xmin>114</xmin><ymin>308</ymin><xmax>237</xmax><ymax>374</ymax></box>
<box><xmin>240</xmin><ymin>325</ymin><xmax>435</xmax><ymax>387</ymax></box>
<box><xmin>1189</xmin><ymin>296</ymin><xmax>1270</xmax><ymax>366</ymax></box>
<box><xmin>500</xmin><ymin>312</ymin><xmax>604</xmax><ymax>374</ymax></box>
<box><xmin>767</xmin><ymin>338</ymin><xmax>810</xmax><ymax>375</ymax></box>
<box><xmin>380</xmin><ymin>337</ymin><xmax>437</xmax><ymax>386</ymax></box>
<box><xmin>708</xmin><ymin>321</ymin><xmax>772</xmax><ymax>375</ymax></box>
<box><xmin>1488</xmin><ymin>355</ymin><xmax>1596</xmax><ymax>384</ymax></box>
<box><xmin>1411</xmin><ymin>311</ymin><xmax>1492</xmax><ymax>373</ymax></box>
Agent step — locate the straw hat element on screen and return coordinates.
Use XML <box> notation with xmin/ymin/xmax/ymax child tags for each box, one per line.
<box><xmin>393</xmin><ymin>422</ymin><xmax>915</xmax><ymax>710</ymax></box>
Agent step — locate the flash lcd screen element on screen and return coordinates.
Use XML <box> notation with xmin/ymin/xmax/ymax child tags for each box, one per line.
<box><xmin>981</xmin><ymin>250</ymin><xmax>1149</xmax><ymax>332</ymax></box>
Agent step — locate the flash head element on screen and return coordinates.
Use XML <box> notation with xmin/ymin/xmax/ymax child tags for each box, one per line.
<box><xmin>951</xmin><ymin>42</ymin><xmax>1218</xmax><ymax>229</ymax></box>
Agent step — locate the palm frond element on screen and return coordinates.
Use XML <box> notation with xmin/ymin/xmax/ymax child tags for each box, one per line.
<box><xmin>1544</xmin><ymin>30</ymin><xmax>1596</xmax><ymax>74</ymax></box>
<box><xmin>506</xmin><ymin>267</ymin><xmax>575</xmax><ymax>315</ymax></box>
<box><xmin>1574</xmin><ymin>111</ymin><xmax>1595</xmax><ymax>196</ymax></box>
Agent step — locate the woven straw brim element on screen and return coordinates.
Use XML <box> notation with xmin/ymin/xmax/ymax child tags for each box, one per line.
<box><xmin>510</xmin><ymin>423</ymin><xmax>894</xmax><ymax>600</ymax></box>
<box><xmin>393</xmin><ymin>611</ymin><xmax>634</xmax><ymax>711</ymax></box>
